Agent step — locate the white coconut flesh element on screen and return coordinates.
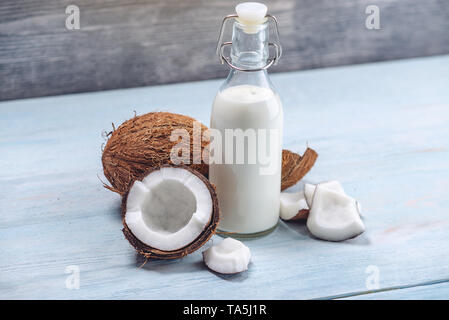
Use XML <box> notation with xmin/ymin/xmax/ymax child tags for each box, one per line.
<box><xmin>306</xmin><ymin>185</ymin><xmax>365</xmax><ymax>241</ymax></box>
<box><xmin>279</xmin><ymin>190</ymin><xmax>309</xmax><ymax>220</ymax></box>
<box><xmin>203</xmin><ymin>238</ymin><xmax>251</xmax><ymax>274</ymax></box>
<box><xmin>304</xmin><ymin>181</ymin><xmax>345</xmax><ymax>207</ymax></box>
<box><xmin>304</xmin><ymin>180</ymin><xmax>362</xmax><ymax>214</ymax></box>
<box><xmin>125</xmin><ymin>167</ymin><xmax>213</xmax><ymax>251</ymax></box>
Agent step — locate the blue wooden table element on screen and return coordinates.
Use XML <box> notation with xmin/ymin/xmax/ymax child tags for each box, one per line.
<box><xmin>1</xmin><ymin>55</ymin><xmax>449</xmax><ymax>300</ymax></box>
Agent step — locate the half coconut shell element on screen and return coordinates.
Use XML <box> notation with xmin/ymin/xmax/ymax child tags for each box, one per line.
<box><xmin>281</xmin><ymin>148</ymin><xmax>318</xmax><ymax>191</ymax></box>
<box><xmin>122</xmin><ymin>165</ymin><xmax>219</xmax><ymax>260</ymax></box>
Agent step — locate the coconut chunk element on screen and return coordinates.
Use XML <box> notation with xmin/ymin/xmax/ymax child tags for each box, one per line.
<box><xmin>356</xmin><ymin>201</ymin><xmax>362</xmax><ymax>214</ymax></box>
<box><xmin>304</xmin><ymin>180</ymin><xmax>345</xmax><ymax>207</ymax></box>
<box><xmin>279</xmin><ymin>191</ymin><xmax>309</xmax><ymax>220</ymax></box>
<box><xmin>304</xmin><ymin>180</ymin><xmax>362</xmax><ymax>215</ymax></box>
<box><xmin>122</xmin><ymin>165</ymin><xmax>219</xmax><ymax>259</ymax></box>
<box><xmin>304</xmin><ymin>183</ymin><xmax>315</xmax><ymax>208</ymax></box>
<box><xmin>306</xmin><ymin>186</ymin><xmax>365</xmax><ymax>241</ymax></box>
<box><xmin>203</xmin><ymin>238</ymin><xmax>251</xmax><ymax>274</ymax></box>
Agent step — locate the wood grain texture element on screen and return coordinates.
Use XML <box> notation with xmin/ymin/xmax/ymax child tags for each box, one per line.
<box><xmin>1</xmin><ymin>55</ymin><xmax>449</xmax><ymax>299</ymax></box>
<box><xmin>341</xmin><ymin>281</ymin><xmax>449</xmax><ymax>300</ymax></box>
<box><xmin>1</xmin><ymin>0</ymin><xmax>449</xmax><ymax>101</ymax></box>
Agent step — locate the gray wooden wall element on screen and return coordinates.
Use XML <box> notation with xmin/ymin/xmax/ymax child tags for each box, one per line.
<box><xmin>1</xmin><ymin>0</ymin><xmax>449</xmax><ymax>101</ymax></box>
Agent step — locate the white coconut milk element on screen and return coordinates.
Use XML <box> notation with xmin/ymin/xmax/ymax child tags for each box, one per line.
<box><xmin>210</xmin><ymin>84</ymin><xmax>283</xmax><ymax>234</ymax></box>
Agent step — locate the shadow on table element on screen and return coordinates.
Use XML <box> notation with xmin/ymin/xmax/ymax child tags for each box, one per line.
<box><xmin>133</xmin><ymin>246</ymin><xmax>250</xmax><ymax>281</ymax></box>
<box><xmin>134</xmin><ymin>253</ymin><xmax>250</xmax><ymax>281</ymax></box>
<box><xmin>209</xmin><ymin>263</ymin><xmax>251</xmax><ymax>282</ymax></box>
<box><xmin>134</xmin><ymin>252</ymin><xmax>207</xmax><ymax>274</ymax></box>
<box><xmin>106</xmin><ymin>198</ymin><xmax>123</xmax><ymax>222</ymax></box>
<box><xmin>279</xmin><ymin>220</ymin><xmax>309</xmax><ymax>238</ymax></box>
<box><xmin>280</xmin><ymin>218</ymin><xmax>371</xmax><ymax>245</ymax></box>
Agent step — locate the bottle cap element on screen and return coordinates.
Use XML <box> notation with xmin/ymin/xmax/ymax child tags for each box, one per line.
<box><xmin>216</xmin><ymin>2</ymin><xmax>282</xmax><ymax>69</ymax></box>
<box><xmin>235</xmin><ymin>2</ymin><xmax>267</xmax><ymax>26</ymax></box>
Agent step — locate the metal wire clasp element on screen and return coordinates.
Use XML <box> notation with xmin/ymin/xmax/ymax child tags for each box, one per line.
<box><xmin>215</xmin><ymin>14</ymin><xmax>282</xmax><ymax>72</ymax></box>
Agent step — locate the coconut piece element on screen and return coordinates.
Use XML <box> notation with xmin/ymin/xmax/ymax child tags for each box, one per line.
<box><xmin>102</xmin><ymin>112</ymin><xmax>210</xmax><ymax>195</ymax></box>
<box><xmin>304</xmin><ymin>183</ymin><xmax>315</xmax><ymax>208</ymax></box>
<box><xmin>122</xmin><ymin>165</ymin><xmax>219</xmax><ymax>260</ymax></box>
<box><xmin>280</xmin><ymin>191</ymin><xmax>309</xmax><ymax>220</ymax></box>
<box><xmin>281</xmin><ymin>148</ymin><xmax>318</xmax><ymax>191</ymax></box>
<box><xmin>306</xmin><ymin>185</ymin><xmax>365</xmax><ymax>241</ymax></box>
<box><xmin>304</xmin><ymin>180</ymin><xmax>362</xmax><ymax>215</ymax></box>
<box><xmin>356</xmin><ymin>201</ymin><xmax>362</xmax><ymax>214</ymax></box>
<box><xmin>304</xmin><ymin>180</ymin><xmax>345</xmax><ymax>207</ymax></box>
<box><xmin>202</xmin><ymin>238</ymin><xmax>251</xmax><ymax>274</ymax></box>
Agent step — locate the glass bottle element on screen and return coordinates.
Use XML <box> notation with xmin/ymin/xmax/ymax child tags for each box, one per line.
<box><xmin>210</xmin><ymin>2</ymin><xmax>283</xmax><ymax>237</ymax></box>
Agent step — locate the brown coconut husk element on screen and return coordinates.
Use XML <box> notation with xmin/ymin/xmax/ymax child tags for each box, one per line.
<box><xmin>121</xmin><ymin>164</ymin><xmax>220</xmax><ymax>260</ymax></box>
<box><xmin>102</xmin><ymin>112</ymin><xmax>209</xmax><ymax>195</ymax></box>
<box><xmin>281</xmin><ymin>148</ymin><xmax>318</xmax><ymax>191</ymax></box>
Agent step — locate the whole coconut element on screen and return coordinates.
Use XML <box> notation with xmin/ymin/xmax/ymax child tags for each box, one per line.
<box><xmin>102</xmin><ymin>112</ymin><xmax>209</xmax><ymax>195</ymax></box>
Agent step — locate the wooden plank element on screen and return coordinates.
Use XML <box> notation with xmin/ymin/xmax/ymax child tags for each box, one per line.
<box><xmin>1</xmin><ymin>0</ymin><xmax>449</xmax><ymax>100</ymax></box>
<box><xmin>0</xmin><ymin>55</ymin><xmax>449</xmax><ymax>299</ymax></box>
<box><xmin>340</xmin><ymin>281</ymin><xmax>449</xmax><ymax>300</ymax></box>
